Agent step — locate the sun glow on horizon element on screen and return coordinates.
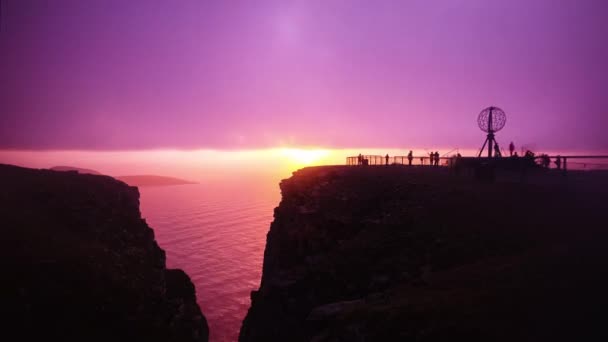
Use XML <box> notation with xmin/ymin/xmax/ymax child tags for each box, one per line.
<box><xmin>3</xmin><ymin>147</ymin><xmax>601</xmax><ymax>184</ymax></box>
<box><xmin>278</xmin><ymin>148</ymin><xmax>331</xmax><ymax>167</ymax></box>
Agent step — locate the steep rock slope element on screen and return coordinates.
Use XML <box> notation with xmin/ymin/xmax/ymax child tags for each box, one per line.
<box><xmin>241</xmin><ymin>166</ymin><xmax>608</xmax><ymax>341</ymax></box>
<box><xmin>1</xmin><ymin>164</ymin><xmax>208</xmax><ymax>341</ymax></box>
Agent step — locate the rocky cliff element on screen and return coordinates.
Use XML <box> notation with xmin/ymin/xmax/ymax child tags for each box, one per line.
<box><xmin>1</xmin><ymin>164</ymin><xmax>208</xmax><ymax>341</ymax></box>
<box><xmin>241</xmin><ymin>166</ymin><xmax>608</xmax><ymax>341</ymax></box>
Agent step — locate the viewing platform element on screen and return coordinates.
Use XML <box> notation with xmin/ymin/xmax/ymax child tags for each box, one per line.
<box><xmin>346</xmin><ymin>154</ymin><xmax>608</xmax><ymax>171</ymax></box>
<box><xmin>346</xmin><ymin>155</ymin><xmax>453</xmax><ymax>166</ymax></box>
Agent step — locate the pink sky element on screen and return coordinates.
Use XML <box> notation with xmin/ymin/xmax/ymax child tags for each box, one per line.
<box><xmin>1</xmin><ymin>0</ymin><xmax>607</xmax><ymax>151</ymax></box>
<box><xmin>0</xmin><ymin>148</ymin><xmax>447</xmax><ymax>182</ymax></box>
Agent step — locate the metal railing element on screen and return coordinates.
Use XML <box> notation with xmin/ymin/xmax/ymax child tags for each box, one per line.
<box><xmin>346</xmin><ymin>155</ymin><xmax>454</xmax><ymax>166</ymax></box>
<box><xmin>533</xmin><ymin>155</ymin><xmax>608</xmax><ymax>171</ymax></box>
<box><xmin>346</xmin><ymin>154</ymin><xmax>608</xmax><ymax>171</ymax></box>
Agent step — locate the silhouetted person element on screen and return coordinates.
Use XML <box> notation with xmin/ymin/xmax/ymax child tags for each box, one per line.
<box><xmin>494</xmin><ymin>144</ymin><xmax>502</xmax><ymax>157</ymax></box>
<box><xmin>420</xmin><ymin>157</ymin><xmax>424</xmax><ymax>165</ymax></box>
<box><xmin>523</xmin><ymin>150</ymin><xmax>535</xmax><ymax>168</ymax></box>
<box><xmin>509</xmin><ymin>142</ymin><xmax>515</xmax><ymax>156</ymax></box>
<box><xmin>541</xmin><ymin>154</ymin><xmax>550</xmax><ymax>168</ymax></box>
<box><xmin>407</xmin><ymin>150</ymin><xmax>413</xmax><ymax>165</ymax></box>
<box><xmin>385</xmin><ymin>154</ymin><xmax>389</xmax><ymax>165</ymax></box>
<box><xmin>434</xmin><ymin>151</ymin><xmax>440</xmax><ymax>166</ymax></box>
<box><xmin>555</xmin><ymin>155</ymin><xmax>562</xmax><ymax>170</ymax></box>
<box><xmin>453</xmin><ymin>153</ymin><xmax>463</xmax><ymax>173</ymax></box>
<box><xmin>525</xmin><ymin>150</ymin><xmax>535</xmax><ymax>158</ymax></box>
<box><xmin>357</xmin><ymin>154</ymin><xmax>362</xmax><ymax>165</ymax></box>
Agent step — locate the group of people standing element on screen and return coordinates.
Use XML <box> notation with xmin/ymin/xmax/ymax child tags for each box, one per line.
<box><xmin>406</xmin><ymin>150</ymin><xmax>441</xmax><ymax>166</ymax></box>
<box><xmin>356</xmin><ymin>151</ymin><xmax>442</xmax><ymax>166</ymax></box>
<box><xmin>356</xmin><ymin>154</ymin><xmax>368</xmax><ymax>165</ymax></box>
<box><xmin>539</xmin><ymin>154</ymin><xmax>565</xmax><ymax>170</ymax></box>
<box><xmin>427</xmin><ymin>151</ymin><xmax>441</xmax><ymax>166</ymax></box>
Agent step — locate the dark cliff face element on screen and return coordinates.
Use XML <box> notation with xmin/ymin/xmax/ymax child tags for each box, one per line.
<box><xmin>240</xmin><ymin>166</ymin><xmax>608</xmax><ymax>341</ymax></box>
<box><xmin>0</xmin><ymin>164</ymin><xmax>208</xmax><ymax>342</ymax></box>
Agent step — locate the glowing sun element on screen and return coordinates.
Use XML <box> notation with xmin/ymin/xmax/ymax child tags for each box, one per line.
<box><xmin>279</xmin><ymin>148</ymin><xmax>330</xmax><ymax>166</ymax></box>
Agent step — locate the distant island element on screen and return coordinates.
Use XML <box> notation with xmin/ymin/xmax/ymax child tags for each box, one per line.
<box><xmin>50</xmin><ymin>166</ymin><xmax>196</xmax><ymax>187</ymax></box>
<box><xmin>115</xmin><ymin>175</ymin><xmax>198</xmax><ymax>187</ymax></box>
<box><xmin>50</xmin><ymin>165</ymin><xmax>102</xmax><ymax>175</ymax></box>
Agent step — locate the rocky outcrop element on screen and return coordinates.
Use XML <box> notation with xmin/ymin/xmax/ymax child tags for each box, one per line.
<box><xmin>0</xmin><ymin>164</ymin><xmax>208</xmax><ymax>341</ymax></box>
<box><xmin>241</xmin><ymin>166</ymin><xmax>608</xmax><ymax>341</ymax></box>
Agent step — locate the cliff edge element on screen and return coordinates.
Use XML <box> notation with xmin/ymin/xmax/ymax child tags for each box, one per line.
<box><xmin>241</xmin><ymin>166</ymin><xmax>608</xmax><ymax>341</ymax></box>
<box><xmin>1</xmin><ymin>164</ymin><xmax>208</xmax><ymax>341</ymax></box>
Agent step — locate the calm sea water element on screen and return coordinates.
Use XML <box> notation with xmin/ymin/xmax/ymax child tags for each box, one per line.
<box><xmin>139</xmin><ymin>180</ymin><xmax>281</xmax><ymax>342</ymax></box>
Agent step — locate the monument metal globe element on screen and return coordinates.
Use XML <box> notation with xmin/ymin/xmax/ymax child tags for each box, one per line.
<box><xmin>477</xmin><ymin>106</ymin><xmax>506</xmax><ymax>158</ymax></box>
<box><xmin>478</xmin><ymin>106</ymin><xmax>506</xmax><ymax>133</ymax></box>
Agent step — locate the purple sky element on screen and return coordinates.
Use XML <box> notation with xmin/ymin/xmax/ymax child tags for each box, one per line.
<box><xmin>1</xmin><ymin>0</ymin><xmax>607</xmax><ymax>151</ymax></box>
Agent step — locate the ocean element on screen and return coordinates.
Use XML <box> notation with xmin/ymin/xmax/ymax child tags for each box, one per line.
<box><xmin>139</xmin><ymin>180</ymin><xmax>281</xmax><ymax>342</ymax></box>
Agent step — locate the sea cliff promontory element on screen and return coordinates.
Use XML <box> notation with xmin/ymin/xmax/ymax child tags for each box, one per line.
<box><xmin>1</xmin><ymin>164</ymin><xmax>208</xmax><ymax>341</ymax></box>
<box><xmin>241</xmin><ymin>165</ymin><xmax>608</xmax><ymax>341</ymax></box>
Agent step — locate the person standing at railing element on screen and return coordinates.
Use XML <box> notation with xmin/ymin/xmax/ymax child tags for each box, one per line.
<box><xmin>555</xmin><ymin>156</ymin><xmax>562</xmax><ymax>170</ymax></box>
<box><xmin>541</xmin><ymin>154</ymin><xmax>550</xmax><ymax>168</ymax></box>
<box><xmin>385</xmin><ymin>154</ymin><xmax>389</xmax><ymax>165</ymax></box>
<box><xmin>407</xmin><ymin>151</ymin><xmax>413</xmax><ymax>165</ymax></box>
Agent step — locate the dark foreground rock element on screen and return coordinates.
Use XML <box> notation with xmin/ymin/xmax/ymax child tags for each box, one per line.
<box><xmin>240</xmin><ymin>165</ymin><xmax>608</xmax><ymax>341</ymax></box>
<box><xmin>0</xmin><ymin>164</ymin><xmax>208</xmax><ymax>342</ymax></box>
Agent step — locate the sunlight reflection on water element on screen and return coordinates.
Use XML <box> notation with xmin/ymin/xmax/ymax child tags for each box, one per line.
<box><xmin>139</xmin><ymin>181</ymin><xmax>280</xmax><ymax>342</ymax></box>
